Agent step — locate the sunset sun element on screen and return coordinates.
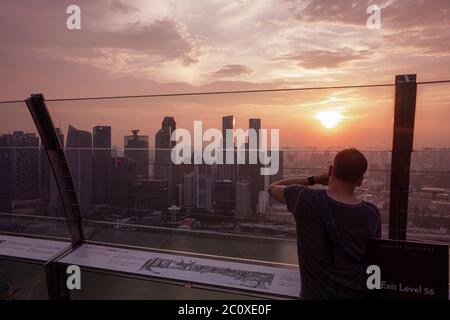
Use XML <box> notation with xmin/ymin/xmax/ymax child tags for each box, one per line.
<box><xmin>315</xmin><ymin>110</ymin><xmax>343</xmax><ymax>129</ymax></box>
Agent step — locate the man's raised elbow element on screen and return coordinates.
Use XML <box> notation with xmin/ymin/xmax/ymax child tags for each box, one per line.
<box><xmin>268</xmin><ymin>184</ymin><xmax>286</xmax><ymax>204</ymax></box>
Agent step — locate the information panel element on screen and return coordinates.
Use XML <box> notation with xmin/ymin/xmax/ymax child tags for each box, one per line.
<box><xmin>59</xmin><ymin>244</ymin><xmax>301</xmax><ymax>297</ymax></box>
<box><xmin>0</xmin><ymin>234</ymin><xmax>69</xmax><ymax>261</ymax></box>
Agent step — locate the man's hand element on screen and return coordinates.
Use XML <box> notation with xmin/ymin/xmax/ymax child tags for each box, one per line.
<box><xmin>315</xmin><ymin>173</ymin><xmax>330</xmax><ymax>186</ymax></box>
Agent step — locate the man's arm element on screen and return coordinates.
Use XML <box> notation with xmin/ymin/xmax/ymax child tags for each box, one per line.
<box><xmin>268</xmin><ymin>174</ymin><xmax>329</xmax><ymax>204</ymax></box>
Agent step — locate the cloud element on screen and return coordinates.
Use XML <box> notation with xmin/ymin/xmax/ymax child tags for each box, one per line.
<box><xmin>279</xmin><ymin>48</ymin><xmax>371</xmax><ymax>69</ymax></box>
<box><xmin>289</xmin><ymin>0</ymin><xmax>375</xmax><ymax>26</ymax></box>
<box><xmin>287</xmin><ymin>0</ymin><xmax>450</xmax><ymax>57</ymax></box>
<box><xmin>1</xmin><ymin>0</ymin><xmax>449</xmax><ymax>100</ymax></box>
<box><xmin>206</xmin><ymin>64</ymin><xmax>254</xmax><ymax>79</ymax></box>
<box><xmin>108</xmin><ymin>0</ymin><xmax>138</xmax><ymax>13</ymax></box>
<box><xmin>66</xmin><ymin>19</ymin><xmax>200</xmax><ymax>67</ymax></box>
<box><xmin>383</xmin><ymin>29</ymin><xmax>450</xmax><ymax>55</ymax></box>
<box><xmin>290</xmin><ymin>0</ymin><xmax>449</xmax><ymax>29</ymax></box>
<box><xmin>0</xmin><ymin>1</ymin><xmax>200</xmax><ymax>73</ymax></box>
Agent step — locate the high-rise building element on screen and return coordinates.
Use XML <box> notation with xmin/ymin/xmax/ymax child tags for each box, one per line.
<box><xmin>132</xmin><ymin>179</ymin><xmax>169</xmax><ymax>212</ymax></box>
<box><xmin>214</xmin><ymin>180</ymin><xmax>234</xmax><ymax>213</ymax></box>
<box><xmin>218</xmin><ymin>115</ymin><xmax>236</xmax><ymax>195</ymax></box>
<box><xmin>222</xmin><ymin>116</ymin><xmax>235</xmax><ymax>163</ymax></box>
<box><xmin>196</xmin><ymin>164</ymin><xmax>213</xmax><ymax>210</ymax></box>
<box><xmin>110</xmin><ymin>155</ymin><xmax>136</xmax><ymax>212</ymax></box>
<box><xmin>239</xmin><ymin>119</ymin><xmax>265</xmax><ymax>215</ymax></box>
<box><xmin>162</xmin><ymin>116</ymin><xmax>176</xmax><ymax>134</ymax></box>
<box><xmin>249</xmin><ymin>118</ymin><xmax>261</xmax><ymax>150</ymax></box>
<box><xmin>183</xmin><ymin>171</ymin><xmax>195</xmax><ymax>211</ymax></box>
<box><xmin>124</xmin><ymin>130</ymin><xmax>149</xmax><ymax>179</ymax></box>
<box><xmin>155</xmin><ymin>117</ymin><xmax>176</xmax><ymax>204</ymax></box>
<box><xmin>235</xmin><ymin>179</ymin><xmax>250</xmax><ymax>220</ymax></box>
<box><xmin>66</xmin><ymin>125</ymin><xmax>93</xmax><ymax>216</ymax></box>
<box><xmin>93</xmin><ymin>126</ymin><xmax>111</xmax><ymax>205</ymax></box>
<box><xmin>0</xmin><ymin>131</ymin><xmax>40</xmax><ymax>212</ymax></box>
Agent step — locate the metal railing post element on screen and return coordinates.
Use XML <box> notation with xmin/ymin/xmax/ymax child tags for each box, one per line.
<box><xmin>388</xmin><ymin>75</ymin><xmax>417</xmax><ymax>240</ymax></box>
<box><xmin>25</xmin><ymin>93</ymin><xmax>85</xmax><ymax>299</ymax></box>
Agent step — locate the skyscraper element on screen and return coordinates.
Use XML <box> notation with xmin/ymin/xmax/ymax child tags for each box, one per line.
<box><xmin>0</xmin><ymin>131</ymin><xmax>39</xmax><ymax>212</ymax></box>
<box><xmin>242</xmin><ymin>118</ymin><xmax>264</xmax><ymax>216</ymax></box>
<box><xmin>249</xmin><ymin>118</ymin><xmax>261</xmax><ymax>150</ymax></box>
<box><xmin>219</xmin><ymin>115</ymin><xmax>236</xmax><ymax>184</ymax></box>
<box><xmin>110</xmin><ymin>154</ymin><xmax>136</xmax><ymax>212</ymax></box>
<box><xmin>155</xmin><ymin>117</ymin><xmax>176</xmax><ymax>204</ymax></box>
<box><xmin>214</xmin><ymin>180</ymin><xmax>234</xmax><ymax>214</ymax></box>
<box><xmin>93</xmin><ymin>126</ymin><xmax>111</xmax><ymax>205</ymax></box>
<box><xmin>222</xmin><ymin>115</ymin><xmax>235</xmax><ymax>162</ymax></box>
<box><xmin>196</xmin><ymin>164</ymin><xmax>213</xmax><ymax>211</ymax></box>
<box><xmin>235</xmin><ymin>179</ymin><xmax>250</xmax><ymax>220</ymax></box>
<box><xmin>132</xmin><ymin>179</ymin><xmax>169</xmax><ymax>212</ymax></box>
<box><xmin>124</xmin><ymin>130</ymin><xmax>149</xmax><ymax>179</ymax></box>
<box><xmin>66</xmin><ymin>125</ymin><xmax>93</xmax><ymax>216</ymax></box>
<box><xmin>183</xmin><ymin>171</ymin><xmax>195</xmax><ymax>212</ymax></box>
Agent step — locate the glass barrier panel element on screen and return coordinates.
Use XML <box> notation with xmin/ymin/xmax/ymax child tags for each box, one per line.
<box><xmin>45</xmin><ymin>86</ymin><xmax>394</xmax><ymax>262</ymax></box>
<box><xmin>0</xmin><ymin>101</ymin><xmax>70</xmax><ymax>240</ymax></box>
<box><xmin>0</xmin><ymin>259</ymin><xmax>48</xmax><ymax>300</ymax></box>
<box><xmin>407</xmin><ymin>83</ymin><xmax>450</xmax><ymax>245</ymax></box>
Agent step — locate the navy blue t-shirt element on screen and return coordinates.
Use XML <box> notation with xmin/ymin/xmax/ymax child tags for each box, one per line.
<box><xmin>283</xmin><ymin>185</ymin><xmax>381</xmax><ymax>300</ymax></box>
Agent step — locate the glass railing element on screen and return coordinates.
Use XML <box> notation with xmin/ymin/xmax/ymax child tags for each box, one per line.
<box><xmin>42</xmin><ymin>85</ymin><xmax>395</xmax><ymax>263</ymax></box>
<box><xmin>0</xmin><ymin>101</ymin><xmax>71</xmax><ymax>240</ymax></box>
<box><xmin>0</xmin><ymin>80</ymin><xmax>448</xmax><ymax>299</ymax></box>
<box><xmin>407</xmin><ymin>82</ymin><xmax>450</xmax><ymax>245</ymax></box>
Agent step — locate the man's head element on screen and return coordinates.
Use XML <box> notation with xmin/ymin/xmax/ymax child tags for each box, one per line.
<box><xmin>328</xmin><ymin>148</ymin><xmax>368</xmax><ymax>187</ymax></box>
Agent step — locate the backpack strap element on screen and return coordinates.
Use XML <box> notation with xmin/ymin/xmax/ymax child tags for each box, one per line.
<box><xmin>313</xmin><ymin>189</ymin><xmax>360</xmax><ymax>264</ymax></box>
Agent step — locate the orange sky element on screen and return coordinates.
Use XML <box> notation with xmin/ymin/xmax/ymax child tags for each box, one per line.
<box><xmin>0</xmin><ymin>0</ymin><xmax>449</xmax><ymax>148</ymax></box>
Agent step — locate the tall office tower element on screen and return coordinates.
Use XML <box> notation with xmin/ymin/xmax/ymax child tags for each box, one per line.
<box><xmin>221</xmin><ymin>115</ymin><xmax>235</xmax><ymax>162</ymax></box>
<box><xmin>162</xmin><ymin>116</ymin><xmax>176</xmax><ymax>136</ymax></box>
<box><xmin>214</xmin><ymin>180</ymin><xmax>234</xmax><ymax>214</ymax></box>
<box><xmin>218</xmin><ymin>115</ymin><xmax>236</xmax><ymax>204</ymax></box>
<box><xmin>110</xmin><ymin>155</ymin><xmax>136</xmax><ymax>212</ymax></box>
<box><xmin>48</xmin><ymin>128</ymin><xmax>65</xmax><ymax>217</ymax></box>
<box><xmin>93</xmin><ymin>126</ymin><xmax>112</xmax><ymax>205</ymax></box>
<box><xmin>0</xmin><ymin>131</ymin><xmax>40</xmax><ymax>213</ymax></box>
<box><xmin>132</xmin><ymin>179</ymin><xmax>169</xmax><ymax>212</ymax></box>
<box><xmin>66</xmin><ymin>125</ymin><xmax>93</xmax><ymax>216</ymax></box>
<box><xmin>196</xmin><ymin>164</ymin><xmax>213</xmax><ymax>211</ymax></box>
<box><xmin>183</xmin><ymin>171</ymin><xmax>195</xmax><ymax>212</ymax></box>
<box><xmin>249</xmin><ymin>118</ymin><xmax>261</xmax><ymax>150</ymax></box>
<box><xmin>155</xmin><ymin>117</ymin><xmax>176</xmax><ymax>204</ymax></box>
<box><xmin>235</xmin><ymin>179</ymin><xmax>250</xmax><ymax>220</ymax></box>
<box><xmin>124</xmin><ymin>130</ymin><xmax>149</xmax><ymax>179</ymax></box>
<box><xmin>236</xmin><ymin>119</ymin><xmax>264</xmax><ymax>215</ymax></box>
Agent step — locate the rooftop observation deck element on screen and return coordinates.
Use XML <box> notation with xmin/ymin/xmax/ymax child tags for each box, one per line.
<box><xmin>0</xmin><ymin>75</ymin><xmax>449</xmax><ymax>299</ymax></box>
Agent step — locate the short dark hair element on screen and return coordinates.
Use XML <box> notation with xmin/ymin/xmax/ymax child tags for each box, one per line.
<box><xmin>332</xmin><ymin>148</ymin><xmax>368</xmax><ymax>183</ymax></box>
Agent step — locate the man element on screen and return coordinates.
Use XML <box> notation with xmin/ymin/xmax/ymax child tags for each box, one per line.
<box><xmin>269</xmin><ymin>148</ymin><xmax>381</xmax><ymax>300</ymax></box>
